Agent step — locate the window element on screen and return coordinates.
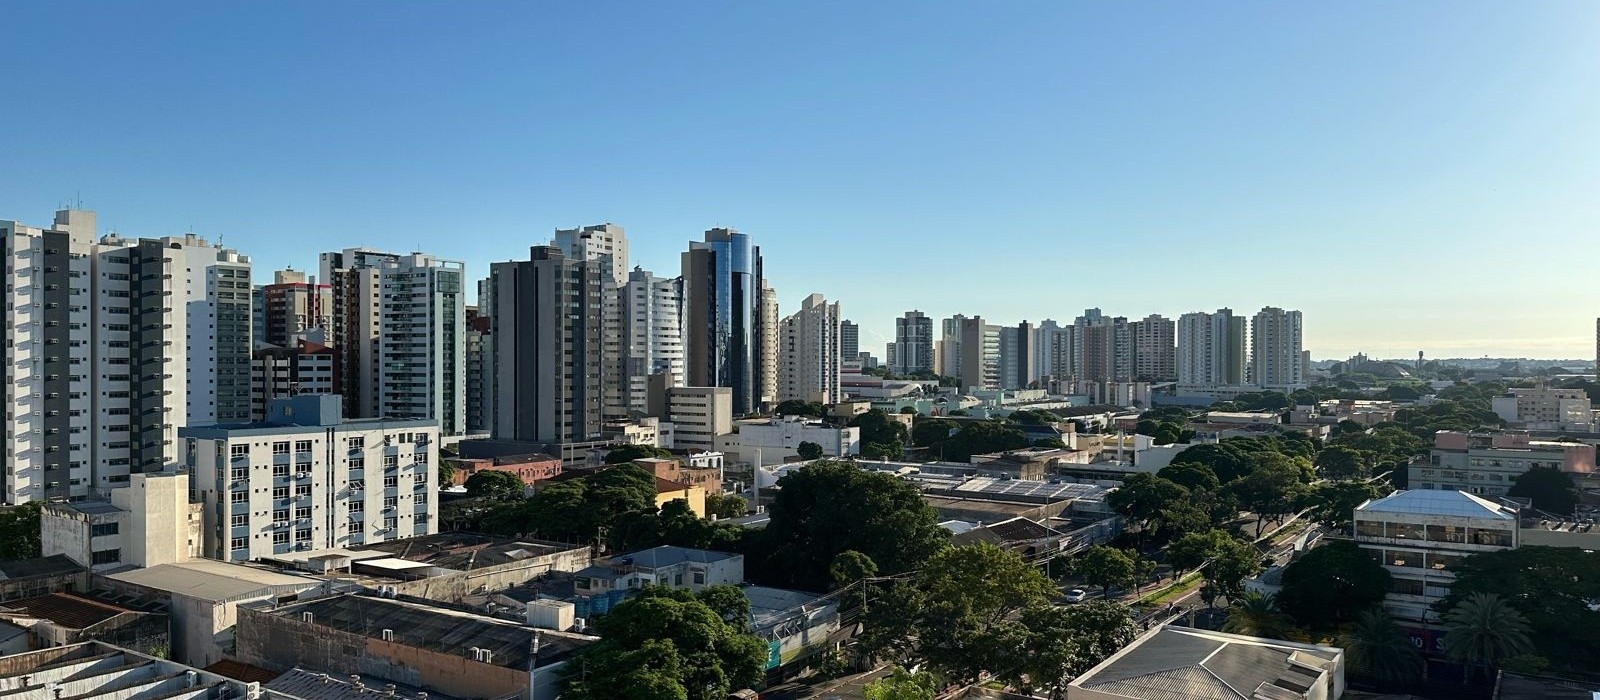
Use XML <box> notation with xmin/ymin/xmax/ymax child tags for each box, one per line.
<box><xmin>295</xmin><ymin>461</ymin><xmax>312</xmax><ymax>475</ymax></box>
<box><xmin>272</xmin><ymin>486</ymin><xmax>290</xmax><ymax>500</ymax></box>
<box><xmin>414</xmin><ymin>452</ymin><xmax>429</xmax><ymax>465</ymax></box>
<box><xmin>347</xmin><ymin>437</ymin><xmax>365</xmax><ymax>450</ymax></box>
<box><xmin>414</xmin><ymin>472</ymin><xmax>428</xmax><ymax>484</ymax></box>
<box><xmin>273</xmin><ymin>464</ymin><xmax>289</xmax><ymax>477</ymax></box>
<box><xmin>90</xmin><ymin>522</ymin><xmax>119</xmax><ymax>537</ymax></box>
<box><xmin>1387</xmin><ymin>522</ymin><xmax>1424</xmax><ymax>540</ymax></box>
<box><xmin>415</xmin><ymin>492</ymin><xmax>428</xmax><ymax>505</ymax></box>
<box><xmin>273</xmin><ymin>531</ymin><xmax>289</xmax><ymax>545</ymax></box>
<box><xmin>295</xmin><ymin>529</ymin><xmax>311</xmax><ymax>542</ymax></box>
<box><xmin>294</xmin><ymin>507</ymin><xmax>311</xmax><ymax>520</ymax></box>
<box><xmin>349</xmin><ymin>500</ymin><xmax>364</xmax><ymax>513</ymax></box>
<box><xmin>383</xmin><ymin>476</ymin><xmax>398</xmax><ymax>488</ymax></box>
<box><xmin>230</xmin><ymin>444</ymin><xmax>249</xmax><ymax>458</ymax></box>
<box><xmin>232</xmin><ymin>491</ymin><xmax>249</xmax><ymax>503</ymax></box>
<box><xmin>1471</xmin><ymin>528</ymin><xmax>1513</xmax><ymax>547</ymax></box>
<box><xmin>273</xmin><ymin>509</ymin><xmax>289</xmax><ymax>523</ymax></box>
<box><xmin>231</xmin><ymin>537</ymin><xmax>248</xmax><ymax>551</ymax></box>
<box><xmin>1390</xmin><ymin>577</ymin><xmax>1425</xmax><ymax>596</ymax></box>
<box><xmin>349</xmin><ymin>520</ymin><xmax>364</xmax><ymax>534</ymax></box>
<box><xmin>231</xmin><ymin>514</ymin><xmax>249</xmax><ymax>527</ymax></box>
<box><xmin>692</xmin><ymin>572</ymin><xmax>705</xmax><ymax>585</ymax></box>
<box><xmin>349</xmin><ymin>479</ymin><xmax>365</xmax><ymax>491</ymax></box>
<box><xmin>272</xmin><ymin>442</ymin><xmax>290</xmax><ymax>455</ymax></box>
<box><xmin>383</xmin><ymin>517</ymin><xmax>397</xmax><ymax>531</ymax></box>
<box><xmin>294</xmin><ymin>440</ymin><xmax>313</xmax><ymax>453</ymax></box>
<box><xmin>1354</xmin><ymin>520</ymin><xmax>1384</xmax><ymax>539</ymax></box>
<box><xmin>349</xmin><ymin>457</ymin><xmax>365</xmax><ymax>470</ymax></box>
<box><xmin>674</xmin><ymin>574</ymin><xmax>683</xmax><ymax>587</ymax></box>
<box><xmin>231</xmin><ymin>466</ymin><xmax>248</xmax><ymax>481</ymax></box>
<box><xmin>383</xmin><ymin>496</ymin><xmax>397</xmax><ymax>509</ymax></box>
<box><xmin>294</xmin><ymin>484</ymin><xmax>311</xmax><ymax>497</ymax></box>
<box><xmin>383</xmin><ymin>456</ymin><xmax>398</xmax><ymax>468</ymax></box>
<box><xmin>92</xmin><ymin>549</ymin><xmax>121</xmax><ymax>565</ymax></box>
<box><xmin>1426</xmin><ymin>524</ymin><xmax>1466</xmax><ymax>544</ymax></box>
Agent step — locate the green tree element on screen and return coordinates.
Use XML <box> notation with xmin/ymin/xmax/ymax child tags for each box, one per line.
<box><xmin>850</xmin><ymin>409</ymin><xmax>910</xmax><ymax>458</ymax></box>
<box><xmin>0</xmin><ymin>503</ymin><xmax>42</xmax><ymax>560</ymax></box>
<box><xmin>860</xmin><ymin>543</ymin><xmax>1056</xmax><ymax>683</ymax></box>
<box><xmin>603</xmin><ymin>444</ymin><xmax>675</xmax><ymax>464</ymax></box>
<box><xmin>829</xmin><ymin>550</ymin><xmax>878</xmax><ymax>590</ymax></box>
<box><xmin>1157</xmin><ymin>462</ymin><xmax>1220</xmax><ymax>494</ymax></box>
<box><xmin>1314</xmin><ymin>445</ymin><xmax>1366</xmax><ymax>480</ymax></box>
<box><xmin>1221</xmin><ymin>592</ymin><xmax>1292</xmax><ymax>639</ymax></box>
<box><xmin>1301</xmin><ymin>481</ymin><xmax>1386</xmax><ymax>531</ymax></box>
<box><xmin>1167</xmin><ymin>443</ymin><xmax>1253</xmax><ymax>484</ymax></box>
<box><xmin>1278</xmin><ymin>540</ymin><xmax>1390</xmax><ymax>630</ymax></box>
<box><xmin>464</xmin><ymin>470</ymin><xmax>524</xmax><ymax>500</ymax></box>
<box><xmin>899</xmin><ymin>406</ymin><xmax>919</xmax><ymax>415</ymax></box>
<box><xmin>863</xmin><ymin>666</ymin><xmax>937</xmax><ymax>700</ymax></box>
<box><xmin>1005</xmin><ymin>602</ymin><xmax>1138</xmax><ymax>700</ymax></box>
<box><xmin>703</xmin><ymin>492</ymin><xmax>748</xmax><ymax>520</ymax></box>
<box><xmin>1442</xmin><ymin>592</ymin><xmax>1535</xmax><ymax>682</ymax></box>
<box><xmin>1341</xmin><ymin>608</ymin><xmax>1423</xmax><ymax>684</ymax></box>
<box><xmin>562</xmin><ymin>587</ymin><xmax>766</xmax><ymax>700</ymax></box>
<box><xmin>1439</xmin><ymin>546</ymin><xmax>1600</xmax><ymax>671</ymax></box>
<box><xmin>437</xmin><ymin>461</ymin><xmax>456</xmax><ymax>486</ymax></box>
<box><xmin>1201</xmin><ymin>534</ymin><xmax>1263</xmax><ymax>600</ymax></box>
<box><xmin>1165</xmin><ymin>529</ymin><xmax>1228</xmax><ymax>576</ymax></box>
<box><xmin>1106</xmin><ymin>473</ymin><xmax>1188</xmax><ymax>547</ymax></box>
<box><xmin>1151</xmin><ymin>423</ymin><xmax>1182</xmax><ymax>445</ymax></box>
<box><xmin>911</xmin><ymin>418</ymin><xmax>957</xmax><ymax>448</ymax></box>
<box><xmin>940</xmin><ymin>421</ymin><xmax>1031</xmax><ymax>462</ymax></box>
<box><xmin>695</xmin><ymin>585</ymin><xmax>751</xmax><ymax>625</ymax></box>
<box><xmin>795</xmin><ymin>441</ymin><xmax>824</xmax><ymax>460</ymax></box>
<box><xmin>1227</xmin><ymin>452</ymin><xmax>1312</xmax><ymax>536</ymax></box>
<box><xmin>1075</xmin><ymin>545</ymin><xmax>1137</xmax><ymax>598</ymax></box>
<box><xmin>1007</xmin><ymin>409</ymin><xmax>1059</xmax><ymax>426</ymax></box>
<box><xmin>774</xmin><ymin>400</ymin><xmax>826</xmax><ymax>418</ymax></box>
<box><xmin>757</xmin><ymin>460</ymin><xmax>948</xmax><ymax>590</ymax></box>
<box><xmin>1506</xmin><ymin>466</ymin><xmax>1578</xmax><ymax>515</ymax></box>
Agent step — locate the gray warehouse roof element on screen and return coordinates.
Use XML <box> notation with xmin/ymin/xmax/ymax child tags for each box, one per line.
<box><xmin>1357</xmin><ymin>489</ymin><xmax>1518</xmax><ymax>520</ymax></box>
<box><xmin>108</xmin><ymin>559</ymin><xmax>322</xmax><ymax>602</ymax></box>
<box><xmin>1072</xmin><ymin>625</ymin><xmax>1341</xmax><ymax>700</ymax></box>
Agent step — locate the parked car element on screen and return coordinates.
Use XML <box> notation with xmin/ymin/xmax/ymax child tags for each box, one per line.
<box><xmin>1064</xmin><ymin>588</ymin><xmax>1088</xmax><ymax>603</ymax></box>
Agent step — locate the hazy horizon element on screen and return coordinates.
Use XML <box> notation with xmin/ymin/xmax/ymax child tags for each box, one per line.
<box><xmin>4</xmin><ymin>2</ymin><xmax>1597</xmax><ymax>359</ymax></box>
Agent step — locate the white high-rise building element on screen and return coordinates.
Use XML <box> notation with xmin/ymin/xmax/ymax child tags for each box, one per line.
<box><xmin>377</xmin><ymin>254</ymin><xmax>466</xmax><ymax>436</ymax></box>
<box><xmin>1251</xmin><ymin>307</ymin><xmax>1305</xmax><ymax>392</ymax></box>
<box><xmin>3</xmin><ymin>210</ymin><xmax>252</xmax><ymax>504</ymax></box>
<box><xmin>1177</xmin><ymin>308</ymin><xmax>1247</xmax><ymax>390</ymax></box>
<box><xmin>1033</xmin><ymin>319</ymin><xmax>1064</xmax><ymax>382</ymax></box>
<box><xmin>1131</xmin><ymin>314</ymin><xmax>1177</xmax><ymax>382</ymax></box>
<box><xmin>623</xmin><ymin>267</ymin><xmax>685</xmax><ymax>414</ymax></box>
<box><xmin>778</xmin><ymin>293</ymin><xmax>842</xmax><ymax>404</ymax></box>
<box><xmin>554</xmin><ymin>224</ymin><xmax>629</xmax><ymax>421</ymax></box>
<box><xmin>182</xmin><ymin>395</ymin><xmax>439</xmax><ymax>561</ymax></box>
<box><xmin>893</xmin><ymin>311</ymin><xmax>934</xmax><ymax>375</ymax></box>
<box><xmin>937</xmin><ymin>315</ymin><xmax>966</xmax><ymax>378</ymax></box>
<box><xmin>321</xmin><ymin>248</ymin><xmax>401</xmax><ymax>420</ymax></box>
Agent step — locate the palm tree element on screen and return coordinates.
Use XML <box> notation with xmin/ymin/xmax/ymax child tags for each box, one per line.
<box><xmin>1442</xmin><ymin>592</ymin><xmax>1534</xmax><ymax>682</ymax></box>
<box><xmin>1341</xmin><ymin>608</ymin><xmax>1422</xmax><ymax>684</ymax></box>
<box><xmin>1222</xmin><ymin>591</ymin><xmax>1292</xmax><ymax>639</ymax></box>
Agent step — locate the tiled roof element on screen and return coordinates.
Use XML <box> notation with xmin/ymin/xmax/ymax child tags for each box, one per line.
<box><xmin>204</xmin><ymin>658</ymin><xmax>282</xmax><ymax>684</ymax></box>
<box><xmin>0</xmin><ymin>593</ymin><xmax>131</xmax><ymax>629</ymax></box>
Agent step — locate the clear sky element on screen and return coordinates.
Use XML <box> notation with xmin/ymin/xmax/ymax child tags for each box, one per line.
<box><xmin>3</xmin><ymin>2</ymin><xmax>1598</xmax><ymax>359</ymax></box>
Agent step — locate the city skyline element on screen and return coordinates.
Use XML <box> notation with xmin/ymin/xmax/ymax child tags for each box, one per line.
<box><xmin>5</xmin><ymin>3</ymin><xmax>1599</xmax><ymax>358</ymax></box>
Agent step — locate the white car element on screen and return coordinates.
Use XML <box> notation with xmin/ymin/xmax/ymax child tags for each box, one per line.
<box><xmin>1064</xmin><ymin>588</ymin><xmax>1088</xmax><ymax>603</ymax></box>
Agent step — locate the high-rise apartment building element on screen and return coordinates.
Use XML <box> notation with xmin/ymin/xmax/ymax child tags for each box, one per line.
<box><xmin>2</xmin><ymin>210</ymin><xmax>253</xmax><ymax>504</ymax></box>
<box><xmin>1032</xmin><ymin>319</ymin><xmax>1064</xmax><ymax>382</ymax></box>
<box><xmin>182</xmin><ymin>395</ymin><xmax>439</xmax><ymax>561</ymax></box>
<box><xmin>937</xmin><ymin>315</ymin><xmax>966</xmax><ymax>378</ymax></box>
<box><xmin>758</xmin><ymin>281</ymin><xmax>779</xmax><ymax>409</ymax></box>
<box><xmin>487</xmin><ymin>246</ymin><xmax>605</xmax><ymax>443</ymax></box>
<box><xmin>1177</xmin><ymin>308</ymin><xmax>1247</xmax><ymax>389</ymax></box>
<box><xmin>998</xmin><ymin>322</ymin><xmax>1035</xmax><ymax>390</ymax></box>
<box><xmin>250</xmin><ymin>340</ymin><xmax>337</xmax><ymax>421</ymax></box>
<box><xmin>258</xmin><ymin>268</ymin><xmax>331</xmax><ymax>349</ymax></box>
<box><xmin>778</xmin><ymin>293</ymin><xmax>842</xmax><ymax>403</ymax></box>
<box><xmin>840</xmin><ymin>320</ymin><xmax>860</xmax><ymax>360</ymax></box>
<box><xmin>553</xmin><ymin>224</ymin><xmax>628</xmax><ymax>421</ymax></box>
<box><xmin>958</xmin><ymin>317</ymin><xmax>1001</xmax><ymax>391</ymax></box>
<box><xmin>682</xmin><ymin>229</ymin><xmax>770</xmax><ymax>415</ymax></box>
<box><xmin>1073</xmin><ymin>310</ymin><xmax>1132</xmax><ymax>382</ymax></box>
<box><xmin>1130</xmin><ymin>314</ymin><xmax>1177</xmax><ymax>382</ymax></box>
<box><xmin>622</xmin><ymin>267</ymin><xmax>685</xmax><ymax>413</ymax></box>
<box><xmin>377</xmin><ymin>254</ymin><xmax>465</xmax><ymax>436</ymax></box>
<box><xmin>321</xmin><ymin>248</ymin><xmax>400</xmax><ymax>420</ymax></box>
<box><xmin>893</xmin><ymin>311</ymin><xmax>934</xmax><ymax>375</ymax></box>
<box><xmin>463</xmin><ymin>305</ymin><xmax>490</xmax><ymax>434</ymax></box>
<box><xmin>1251</xmin><ymin>307</ymin><xmax>1305</xmax><ymax>391</ymax></box>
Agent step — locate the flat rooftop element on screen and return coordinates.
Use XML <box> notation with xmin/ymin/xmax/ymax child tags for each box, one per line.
<box><xmin>1072</xmin><ymin>625</ymin><xmax>1342</xmax><ymax>700</ymax></box>
<box><xmin>0</xmin><ymin>642</ymin><xmax>285</xmax><ymax>700</ymax></box>
<box><xmin>257</xmin><ymin>594</ymin><xmax>596</xmax><ymax>670</ymax></box>
<box><xmin>107</xmin><ymin>559</ymin><xmax>321</xmax><ymax>602</ymax></box>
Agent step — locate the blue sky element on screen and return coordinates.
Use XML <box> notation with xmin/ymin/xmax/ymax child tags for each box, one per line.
<box><xmin>3</xmin><ymin>2</ymin><xmax>1598</xmax><ymax>359</ymax></box>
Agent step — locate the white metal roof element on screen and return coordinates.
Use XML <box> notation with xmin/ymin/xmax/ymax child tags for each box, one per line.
<box><xmin>1356</xmin><ymin>489</ymin><xmax>1517</xmax><ymax>520</ymax></box>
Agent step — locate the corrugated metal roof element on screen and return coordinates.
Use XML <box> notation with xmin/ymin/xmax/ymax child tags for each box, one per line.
<box><xmin>1357</xmin><ymin>489</ymin><xmax>1517</xmax><ymax>520</ymax></box>
<box><xmin>108</xmin><ymin>560</ymin><xmax>319</xmax><ymax>602</ymax></box>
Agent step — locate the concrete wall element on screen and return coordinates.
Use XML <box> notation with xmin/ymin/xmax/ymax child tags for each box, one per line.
<box><xmin>236</xmin><ymin>607</ymin><xmax>527</xmax><ymax>700</ymax></box>
<box><xmin>392</xmin><ymin>548</ymin><xmax>593</xmax><ymax>604</ymax></box>
<box><xmin>39</xmin><ymin>509</ymin><xmax>92</xmax><ymax>569</ymax></box>
<box><xmin>110</xmin><ymin>474</ymin><xmax>194</xmax><ymax>568</ymax></box>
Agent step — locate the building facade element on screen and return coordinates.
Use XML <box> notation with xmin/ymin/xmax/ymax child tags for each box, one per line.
<box><xmin>1410</xmin><ymin>430</ymin><xmax>1596</xmax><ymax>497</ymax></box>
<box><xmin>1250</xmin><ymin>306</ymin><xmax>1305</xmax><ymax>391</ymax></box>
<box><xmin>257</xmin><ymin>268</ymin><xmax>331</xmax><ymax>349</ymax></box>
<box><xmin>181</xmin><ymin>395</ymin><xmax>439</xmax><ymax>562</ymax></box>
<box><xmin>622</xmin><ymin>267</ymin><xmax>685</xmax><ymax>414</ymax></box>
<box><xmin>839</xmin><ymin>320</ymin><xmax>860</xmax><ymax>361</ymax></box>
<box><xmin>893</xmin><ymin>311</ymin><xmax>934</xmax><ymax>375</ymax></box>
<box><xmin>958</xmin><ymin>317</ymin><xmax>1000</xmax><ymax>391</ymax></box>
<box><xmin>320</xmin><ymin>248</ymin><xmax>400</xmax><ymax>421</ymax></box>
<box><xmin>40</xmin><ymin>473</ymin><xmax>200</xmax><ymax>572</ymax></box>
<box><xmin>777</xmin><ymin>293</ymin><xmax>842</xmax><ymax>404</ymax></box>
<box><xmin>1130</xmin><ymin>314</ymin><xmax>1176</xmax><ymax>382</ymax></box>
<box><xmin>1177</xmin><ymin>308</ymin><xmax>1247</xmax><ymax>391</ymax></box>
<box><xmin>553</xmin><ymin>224</ymin><xmax>629</xmax><ymax>421</ymax></box>
<box><xmin>377</xmin><ymin>253</ymin><xmax>465</xmax><ymax>436</ymax></box>
<box><xmin>3</xmin><ymin>210</ymin><xmax>252</xmax><ymax>503</ymax></box>
<box><xmin>488</xmin><ymin>246</ymin><xmax>605</xmax><ymax>444</ymax></box>
<box><xmin>681</xmin><ymin>228</ymin><xmax>771</xmax><ymax>415</ymax></box>
<box><xmin>650</xmin><ymin>385</ymin><xmax>733</xmax><ymax>453</ymax></box>
<box><xmin>250</xmin><ymin>340</ymin><xmax>338</xmax><ymax>421</ymax></box>
<box><xmin>1491</xmin><ymin>385</ymin><xmax>1594</xmax><ymax>431</ymax></box>
<box><xmin>1353</xmin><ymin>489</ymin><xmax>1519</xmax><ymax>625</ymax></box>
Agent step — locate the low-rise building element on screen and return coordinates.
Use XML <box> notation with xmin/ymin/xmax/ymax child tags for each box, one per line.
<box><xmin>0</xmin><ymin>592</ymin><xmax>168</xmax><ymax>656</ymax></box>
<box><xmin>648</xmin><ymin>385</ymin><xmax>733</xmax><ymax>452</ymax></box>
<box><xmin>237</xmin><ymin>592</ymin><xmax>597</xmax><ymax>700</ymax></box>
<box><xmin>0</xmin><ymin>642</ymin><xmax>291</xmax><ymax>700</ymax></box>
<box><xmin>0</xmin><ymin>556</ymin><xmax>86</xmax><ymax>603</ymax></box>
<box><xmin>950</xmin><ymin>516</ymin><xmax>1067</xmax><ymax>560</ymax></box>
<box><xmin>1067</xmin><ymin>625</ymin><xmax>1345</xmax><ymax>700</ymax></box>
<box><xmin>654</xmin><ymin>477</ymin><xmax>707</xmax><ymax>517</ymax></box>
<box><xmin>1352</xmin><ymin>489</ymin><xmax>1519</xmax><ymax>626</ymax></box>
<box><xmin>1491</xmin><ymin>385</ymin><xmax>1595</xmax><ymax>432</ymax></box>
<box><xmin>1411</xmin><ymin>430</ymin><xmax>1596</xmax><ymax>498</ymax></box>
<box><xmin>573</xmin><ymin>546</ymin><xmax>743</xmax><ymax>602</ymax></box>
<box><xmin>722</xmin><ymin>416</ymin><xmax>861</xmax><ymax>463</ymax></box>
<box><xmin>181</xmin><ymin>395</ymin><xmax>439</xmax><ymax>562</ymax></box>
<box><xmin>633</xmin><ymin>457</ymin><xmax>722</xmax><ymax>495</ymax></box>
<box><xmin>251</xmin><ymin>340</ymin><xmax>338</xmax><ymax>421</ymax></box>
<box><xmin>101</xmin><ymin>558</ymin><xmax>328</xmax><ymax>668</ymax></box>
<box><xmin>40</xmin><ymin>473</ymin><xmax>201</xmax><ymax>572</ymax></box>
<box><xmin>968</xmin><ymin>447</ymin><xmax>1076</xmax><ymax>480</ymax></box>
<box><xmin>445</xmin><ymin>453</ymin><xmax>562</xmax><ymax>488</ymax></box>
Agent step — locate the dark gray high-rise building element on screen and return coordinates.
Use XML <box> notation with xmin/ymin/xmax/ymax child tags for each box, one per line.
<box><xmin>893</xmin><ymin>311</ymin><xmax>935</xmax><ymax>375</ymax></box>
<box><xmin>682</xmin><ymin>228</ymin><xmax>769</xmax><ymax>415</ymax></box>
<box><xmin>488</xmin><ymin>246</ymin><xmax>605</xmax><ymax>443</ymax></box>
<box><xmin>840</xmin><ymin>320</ymin><xmax>860</xmax><ymax>361</ymax></box>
